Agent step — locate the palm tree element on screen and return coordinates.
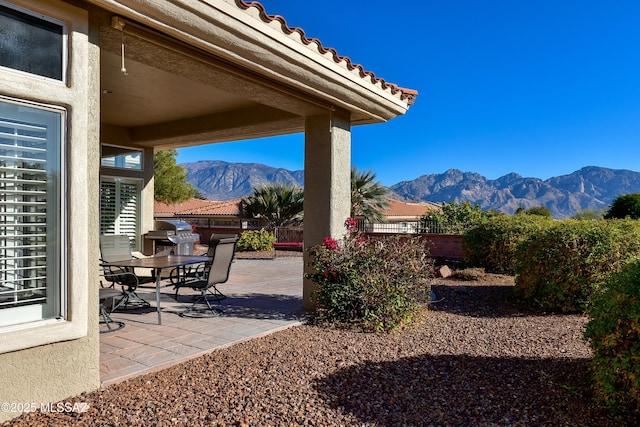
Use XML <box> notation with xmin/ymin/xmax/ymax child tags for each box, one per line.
<box><xmin>351</xmin><ymin>167</ymin><xmax>389</xmax><ymax>223</ymax></box>
<box><xmin>244</xmin><ymin>182</ymin><xmax>304</xmax><ymax>227</ymax></box>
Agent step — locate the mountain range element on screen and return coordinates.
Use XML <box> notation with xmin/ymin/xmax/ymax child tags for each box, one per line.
<box><xmin>183</xmin><ymin>161</ymin><xmax>640</xmax><ymax>218</ymax></box>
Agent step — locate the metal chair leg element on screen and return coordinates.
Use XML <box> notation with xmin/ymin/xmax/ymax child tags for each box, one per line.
<box><xmin>112</xmin><ymin>290</ymin><xmax>150</xmax><ymax>311</ymax></box>
<box><xmin>99</xmin><ymin>302</ymin><xmax>125</xmax><ymax>333</ymax></box>
<box><xmin>180</xmin><ymin>291</ymin><xmax>223</xmax><ymax>318</ymax></box>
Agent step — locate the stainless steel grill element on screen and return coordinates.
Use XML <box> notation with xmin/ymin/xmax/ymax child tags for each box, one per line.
<box><xmin>144</xmin><ymin>220</ymin><xmax>199</xmax><ymax>255</ymax></box>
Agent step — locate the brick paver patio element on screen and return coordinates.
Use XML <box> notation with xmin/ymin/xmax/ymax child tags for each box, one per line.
<box><xmin>99</xmin><ymin>257</ymin><xmax>305</xmax><ymax>385</ymax></box>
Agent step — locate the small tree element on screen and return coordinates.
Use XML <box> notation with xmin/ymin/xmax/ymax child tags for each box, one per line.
<box><xmin>154</xmin><ymin>149</ymin><xmax>199</xmax><ymax>203</ymax></box>
<box><xmin>420</xmin><ymin>201</ymin><xmax>488</xmax><ymax>233</ymax></box>
<box><xmin>244</xmin><ymin>183</ymin><xmax>304</xmax><ymax>227</ymax></box>
<box><xmin>524</xmin><ymin>206</ymin><xmax>553</xmax><ymax>218</ymax></box>
<box><xmin>604</xmin><ymin>193</ymin><xmax>640</xmax><ymax>219</ymax></box>
<box><xmin>573</xmin><ymin>209</ymin><xmax>606</xmax><ymax>220</ymax></box>
<box><xmin>515</xmin><ymin>206</ymin><xmax>553</xmax><ymax>218</ymax></box>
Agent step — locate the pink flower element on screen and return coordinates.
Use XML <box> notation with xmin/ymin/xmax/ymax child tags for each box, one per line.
<box><xmin>323</xmin><ymin>266</ymin><xmax>338</xmax><ymax>281</ymax></box>
<box><xmin>323</xmin><ymin>236</ymin><xmax>338</xmax><ymax>250</ymax></box>
<box><xmin>345</xmin><ymin>217</ymin><xmax>358</xmax><ymax>233</ymax></box>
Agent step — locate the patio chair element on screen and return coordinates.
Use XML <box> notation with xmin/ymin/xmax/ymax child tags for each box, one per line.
<box><xmin>178</xmin><ymin>235</ymin><xmax>238</xmax><ymax>318</ymax></box>
<box><xmin>100</xmin><ymin>234</ymin><xmax>153</xmax><ymax>310</ymax></box>
<box><xmin>171</xmin><ymin>233</ymin><xmax>238</xmax><ymax>297</ymax></box>
<box><xmin>99</xmin><ymin>287</ymin><xmax>125</xmax><ymax>333</ymax></box>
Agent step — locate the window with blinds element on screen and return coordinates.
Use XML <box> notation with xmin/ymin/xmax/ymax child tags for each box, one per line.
<box><xmin>0</xmin><ymin>97</ymin><xmax>64</xmax><ymax>327</ymax></box>
<box><xmin>100</xmin><ymin>177</ymin><xmax>141</xmax><ymax>250</ymax></box>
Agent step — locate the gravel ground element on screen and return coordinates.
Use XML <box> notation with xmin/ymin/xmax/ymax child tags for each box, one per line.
<box><xmin>4</xmin><ymin>272</ymin><xmax>627</xmax><ymax>426</ymax></box>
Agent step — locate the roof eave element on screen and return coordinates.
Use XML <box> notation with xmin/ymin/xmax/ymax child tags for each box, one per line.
<box><xmin>86</xmin><ymin>0</ymin><xmax>416</xmax><ymax>124</ymax></box>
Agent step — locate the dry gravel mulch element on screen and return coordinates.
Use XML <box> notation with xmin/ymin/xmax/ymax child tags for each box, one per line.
<box><xmin>4</xmin><ymin>271</ymin><xmax>628</xmax><ymax>426</ymax></box>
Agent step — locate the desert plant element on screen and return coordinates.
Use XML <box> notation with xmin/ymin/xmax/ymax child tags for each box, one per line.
<box><xmin>351</xmin><ymin>167</ymin><xmax>389</xmax><ymax>223</ymax></box>
<box><xmin>236</xmin><ymin>229</ymin><xmax>275</xmax><ymax>252</ymax></box>
<box><xmin>306</xmin><ymin>218</ymin><xmax>434</xmax><ymax>332</ymax></box>
<box><xmin>244</xmin><ymin>183</ymin><xmax>304</xmax><ymax>227</ymax></box>
<box><xmin>584</xmin><ymin>259</ymin><xmax>640</xmax><ymax>419</ymax></box>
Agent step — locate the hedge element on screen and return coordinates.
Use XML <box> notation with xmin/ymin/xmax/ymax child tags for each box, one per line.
<box><xmin>463</xmin><ymin>215</ymin><xmax>550</xmax><ymax>274</ymax></box>
<box><xmin>584</xmin><ymin>259</ymin><xmax>640</xmax><ymax>420</ymax></box>
<box><xmin>514</xmin><ymin>219</ymin><xmax>640</xmax><ymax>312</ymax></box>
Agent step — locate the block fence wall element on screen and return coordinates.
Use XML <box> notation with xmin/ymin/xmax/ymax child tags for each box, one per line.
<box><xmin>366</xmin><ymin>233</ymin><xmax>465</xmax><ymax>262</ymax></box>
<box><xmin>195</xmin><ymin>227</ymin><xmax>465</xmax><ymax>261</ymax></box>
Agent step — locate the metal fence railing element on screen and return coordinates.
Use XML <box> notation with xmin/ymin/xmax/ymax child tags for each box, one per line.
<box><xmin>358</xmin><ymin>220</ymin><xmax>469</xmax><ymax>235</ymax></box>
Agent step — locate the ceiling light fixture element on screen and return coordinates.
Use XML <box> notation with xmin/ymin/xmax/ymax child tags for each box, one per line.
<box><xmin>111</xmin><ymin>16</ymin><xmax>128</xmax><ymax>76</ymax></box>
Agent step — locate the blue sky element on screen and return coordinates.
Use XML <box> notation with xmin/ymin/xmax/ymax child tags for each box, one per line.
<box><xmin>177</xmin><ymin>1</ymin><xmax>640</xmax><ymax>186</ymax></box>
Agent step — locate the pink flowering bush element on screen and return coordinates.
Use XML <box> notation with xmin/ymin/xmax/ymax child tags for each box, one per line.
<box><xmin>306</xmin><ymin>219</ymin><xmax>434</xmax><ymax>332</ymax></box>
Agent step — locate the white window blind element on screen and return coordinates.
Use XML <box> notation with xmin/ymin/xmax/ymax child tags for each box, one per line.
<box><xmin>0</xmin><ymin>98</ymin><xmax>63</xmax><ymax>326</ymax></box>
<box><xmin>100</xmin><ymin>177</ymin><xmax>141</xmax><ymax>249</ymax></box>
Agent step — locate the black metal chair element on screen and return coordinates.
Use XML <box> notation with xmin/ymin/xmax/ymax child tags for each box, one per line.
<box><xmin>177</xmin><ymin>235</ymin><xmax>238</xmax><ymax>318</ymax></box>
<box><xmin>100</xmin><ymin>235</ymin><xmax>154</xmax><ymax>310</ymax></box>
<box><xmin>172</xmin><ymin>234</ymin><xmax>237</xmax><ymax>299</ymax></box>
<box><xmin>99</xmin><ymin>287</ymin><xmax>125</xmax><ymax>333</ymax></box>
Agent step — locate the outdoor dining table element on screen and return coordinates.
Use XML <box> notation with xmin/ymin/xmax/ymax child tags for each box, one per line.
<box><xmin>101</xmin><ymin>255</ymin><xmax>211</xmax><ymax>325</ymax></box>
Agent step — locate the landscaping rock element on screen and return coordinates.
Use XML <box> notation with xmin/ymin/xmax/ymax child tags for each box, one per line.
<box><xmin>4</xmin><ymin>273</ymin><xmax>622</xmax><ymax>427</ymax></box>
<box><xmin>435</xmin><ymin>264</ymin><xmax>453</xmax><ymax>278</ymax></box>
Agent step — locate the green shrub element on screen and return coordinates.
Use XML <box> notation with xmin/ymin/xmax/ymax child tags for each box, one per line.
<box><xmin>419</xmin><ymin>201</ymin><xmax>491</xmax><ymax>234</ymax></box>
<box><xmin>236</xmin><ymin>229</ymin><xmax>275</xmax><ymax>252</ymax></box>
<box><xmin>515</xmin><ymin>219</ymin><xmax>640</xmax><ymax>312</ymax></box>
<box><xmin>463</xmin><ymin>215</ymin><xmax>550</xmax><ymax>274</ymax></box>
<box><xmin>306</xmin><ymin>218</ymin><xmax>434</xmax><ymax>332</ymax></box>
<box><xmin>605</xmin><ymin>193</ymin><xmax>640</xmax><ymax>219</ymax></box>
<box><xmin>584</xmin><ymin>259</ymin><xmax>640</xmax><ymax>419</ymax></box>
<box><xmin>521</xmin><ymin>205</ymin><xmax>553</xmax><ymax>218</ymax></box>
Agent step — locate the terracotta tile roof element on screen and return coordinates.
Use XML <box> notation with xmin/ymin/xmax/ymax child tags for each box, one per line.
<box><xmin>155</xmin><ymin>198</ymin><xmax>244</xmax><ymax>217</ymax></box>
<box><xmin>185</xmin><ymin>199</ymin><xmax>244</xmax><ymax>216</ymax></box>
<box><xmin>157</xmin><ymin>198</ymin><xmax>436</xmax><ymax>219</ymax></box>
<box><xmin>154</xmin><ymin>198</ymin><xmax>214</xmax><ymax>215</ymax></box>
<box><xmin>236</xmin><ymin>1</ymin><xmax>418</xmax><ymax>106</ymax></box>
<box><xmin>383</xmin><ymin>198</ymin><xmax>440</xmax><ymax>218</ymax></box>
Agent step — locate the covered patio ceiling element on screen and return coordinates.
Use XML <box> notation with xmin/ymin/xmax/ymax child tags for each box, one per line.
<box><xmin>99</xmin><ymin>19</ymin><xmax>316</xmax><ymax>149</ymax></box>
<box><xmin>94</xmin><ymin>0</ymin><xmax>416</xmax><ymax>151</ymax></box>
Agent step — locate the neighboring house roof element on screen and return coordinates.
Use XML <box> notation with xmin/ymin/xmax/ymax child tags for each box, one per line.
<box><xmin>237</xmin><ymin>1</ymin><xmax>418</xmax><ymax>106</ymax></box>
<box><xmin>382</xmin><ymin>198</ymin><xmax>440</xmax><ymax>220</ymax></box>
<box><xmin>156</xmin><ymin>197</ymin><xmax>438</xmax><ymax>220</ymax></box>
<box><xmin>155</xmin><ymin>198</ymin><xmax>244</xmax><ymax>217</ymax></box>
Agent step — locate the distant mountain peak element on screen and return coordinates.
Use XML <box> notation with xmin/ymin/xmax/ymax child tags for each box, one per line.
<box><xmin>182</xmin><ymin>162</ymin><xmax>640</xmax><ymax>218</ymax></box>
<box><xmin>183</xmin><ymin>160</ymin><xmax>304</xmax><ymax>200</ymax></box>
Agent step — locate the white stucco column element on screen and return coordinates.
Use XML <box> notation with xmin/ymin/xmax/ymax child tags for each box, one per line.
<box><xmin>303</xmin><ymin>109</ymin><xmax>351</xmax><ymax>309</ymax></box>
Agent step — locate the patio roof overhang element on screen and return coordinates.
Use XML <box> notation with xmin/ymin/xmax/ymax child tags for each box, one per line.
<box><xmin>89</xmin><ymin>0</ymin><xmax>417</xmax><ymax>150</ymax></box>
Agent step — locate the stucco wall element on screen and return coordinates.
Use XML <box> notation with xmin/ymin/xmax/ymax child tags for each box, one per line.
<box><xmin>420</xmin><ymin>234</ymin><xmax>465</xmax><ymax>261</ymax></box>
<box><xmin>302</xmin><ymin>111</ymin><xmax>352</xmax><ymax>309</ymax></box>
<box><xmin>0</xmin><ymin>1</ymin><xmax>101</xmax><ymax>421</ymax></box>
<box><xmin>366</xmin><ymin>233</ymin><xmax>465</xmax><ymax>262</ymax></box>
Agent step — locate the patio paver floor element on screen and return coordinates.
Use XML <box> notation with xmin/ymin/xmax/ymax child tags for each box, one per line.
<box><xmin>99</xmin><ymin>257</ymin><xmax>305</xmax><ymax>386</ymax></box>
